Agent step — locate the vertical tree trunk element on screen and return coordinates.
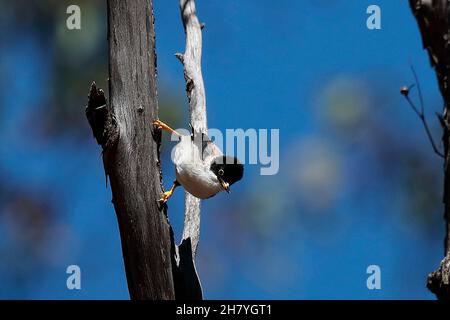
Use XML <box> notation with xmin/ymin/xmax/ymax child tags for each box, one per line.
<box><xmin>86</xmin><ymin>0</ymin><xmax>175</xmax><ymax>300</ymax></box>
<box><xmin>409</xmin><ymin>0</ymin><xmax>450</xmax><ymax>300</ymax></box>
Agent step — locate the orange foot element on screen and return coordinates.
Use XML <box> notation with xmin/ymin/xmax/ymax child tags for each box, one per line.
<box><xmin>152</xmin><ymin>119</ymin><xmax>181</xmax><ymax>137</ymax></box>
<box><xmin>158</xmin><ymin>181</ymin><xmax>180</xmax><ymax>205</ymax></box>
<box><xmin>158</xmin><ymin>190</ymin><xmax>173</xmax><ymax>205</ymax></box>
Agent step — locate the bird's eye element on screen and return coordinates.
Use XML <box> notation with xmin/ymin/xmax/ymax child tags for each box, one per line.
<box><xmin>218</xmin><ymin>168</ymin><xmax>224</xmax><ymax>176</ymax></box>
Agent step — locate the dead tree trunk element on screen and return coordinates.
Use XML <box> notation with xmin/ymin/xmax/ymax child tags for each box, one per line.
<box><xmin>410</xmin><ymin>0</ymin><xmax>450</xmax><ymax>300</ymax></box>
<box><xmin>85</xmin><ymin>0</ymin><xmax>175</xmax><ymax>299</ymax></box>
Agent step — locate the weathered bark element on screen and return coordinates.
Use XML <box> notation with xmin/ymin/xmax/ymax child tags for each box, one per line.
<box><xmin>177</xmin><ymin>0</ymin><xmax>207</xmax><ymax>258</ymax></box>
<box><xmin>169</xmin><ymin>0</ymin><xmax>207</xmax><ymax>300</ymax></box>
<box><xmin>409</xmin><ymin>0</ymin><xmax>450</xmax><ymax>300</ymax></box>
<box><xmin>86</xmin><ymin>0</ymin><xmax>175</xmax><ymax>299</ymax></box>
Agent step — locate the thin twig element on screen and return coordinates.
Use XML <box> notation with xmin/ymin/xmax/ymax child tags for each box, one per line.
<box><xmin>401</xmin><ymin>67</ymin><xmax>445</xmax><ymax>158</ymax></box>
<box><xmin>410</xmin><ymin>65</ymin><xmax>424</xmax><ymax>114</ymax></box>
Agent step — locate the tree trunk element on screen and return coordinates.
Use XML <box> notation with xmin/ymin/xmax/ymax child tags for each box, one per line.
<box><xmin>86</xmin><ymin>0</ymin><xmax>175</xmax><ymax>300</ymax></box>
<box><xmin>409</xmin><ymin>0</ymin><xmax>450</xmax><ymax>300</ymax></box>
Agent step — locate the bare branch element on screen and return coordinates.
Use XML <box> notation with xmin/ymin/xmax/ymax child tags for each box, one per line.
<box><xmin>410</xmin><ymin>65</ymin><xmax>424</xmax><ymax>114</ymax></box>
<box><xmin>168</xmin><ymin>0</ymin><xmax>207</xmax><ymax>300</ymax></box>
<box><xmin>178</xmin><ymin>0</ymin><xmax>207</xmax><ymax>259</ymax></box>
<box><xmin>401</xmin><ymin>69</ymin><xmax>444</xmax><ymax>158</ymax></box>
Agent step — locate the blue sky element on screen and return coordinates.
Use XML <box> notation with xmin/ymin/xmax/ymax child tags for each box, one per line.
<box><xmin>0</xmin><ymin>0</ymin><xmax>446</xmax><ymax>299</ymax></box>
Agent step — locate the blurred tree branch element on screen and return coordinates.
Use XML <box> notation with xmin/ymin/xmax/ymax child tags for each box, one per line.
<box><xmin>409</xmin><ymin>0</ymin><xmax>450</xmax><ymax>300</ymax></box>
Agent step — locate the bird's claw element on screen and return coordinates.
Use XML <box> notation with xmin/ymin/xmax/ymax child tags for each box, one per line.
<box><xmin>158</xmin><ymin>191</ymin><xmax>172</xmax><ymax>205</ymax></box>
<box><xmin>152</xmin><ymin>119</ymin><xmax>181</xmax><ymax>138</ymax></box>
<box><xmin>152</xmin><ymin>119</ymin><xmax>164</xmax><ymax>130</ymax></box>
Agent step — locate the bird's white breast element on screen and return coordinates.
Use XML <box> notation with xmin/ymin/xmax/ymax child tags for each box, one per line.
<box><xmin>173</xmin><ymin>136</ymin><xmax>223</xmax><ymax>199</ymax></box>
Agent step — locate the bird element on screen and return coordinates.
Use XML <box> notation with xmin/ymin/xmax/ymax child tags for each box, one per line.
<box><xmin>153</xmin><ymin>119</ymin><xmax>244</xmax><ymax>204</ymax></box>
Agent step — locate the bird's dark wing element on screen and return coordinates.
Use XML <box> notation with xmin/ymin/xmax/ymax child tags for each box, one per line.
<box><xmin>201</xmin><ymin>133</ymin><xmax>223</xmax><ymax>163</ymax></box>
<box><xmin>189</xmin><ymin>124</ymin><xmax>223</xmax><ymax>163</ymax></box>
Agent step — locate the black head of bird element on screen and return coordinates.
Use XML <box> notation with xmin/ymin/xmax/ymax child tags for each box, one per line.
<box><xmin>210</xmin><ymin>155</ymin><xmax>244</xmax><ymax>193</ymax></box>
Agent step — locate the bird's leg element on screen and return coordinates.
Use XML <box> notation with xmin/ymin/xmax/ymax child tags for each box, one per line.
<box><xmin>159</xmin><ymin>180</ymin><xmax>180</xmax><ymax>204</ymax></box>
<box><xmin>152</xmin><ymin>119</ymin><xmax>181</xmax><ymax>137</ymax></box>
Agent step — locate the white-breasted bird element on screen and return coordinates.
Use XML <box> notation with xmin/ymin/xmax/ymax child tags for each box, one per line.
<box><xmin>153</xmin><ymin>119</ymin><xmax>244</xmax><ymax>204</ymax></box>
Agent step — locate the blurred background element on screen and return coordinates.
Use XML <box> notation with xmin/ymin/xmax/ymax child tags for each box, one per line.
<box><xmin>0</xmin><ymin>0</ymin><xmax>446</xmax><ymax>299</ymax></box>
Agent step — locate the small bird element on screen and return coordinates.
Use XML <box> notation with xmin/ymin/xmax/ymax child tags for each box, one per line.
<box><xmin>153</xmin><ymin>119</ymin><xmax>244</xmax><ymax>204</ymax></box>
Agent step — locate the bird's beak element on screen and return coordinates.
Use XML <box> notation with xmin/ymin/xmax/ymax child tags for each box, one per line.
<box><xmin>219</xmin><ymin>178</ymin><xmax>230</xmax><ymax>193</ymax></box>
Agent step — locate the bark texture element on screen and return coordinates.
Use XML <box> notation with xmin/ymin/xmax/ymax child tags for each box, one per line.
<box><xmin>177</xmin><ymin>0</ymin><xmax>208</xmax><ymax>258</ymax></box>
<box><xmin>409</xmin><ymin>0</ymin><xmax>450</xmax><ymax>300</ymax></box>
<box><xmin>86</xmin><ymin>0</ymin><xmax>175</xmax><ymax>300</ymax></box>
<box><xmin>168</xmin><ymin>0</ymin><xmax>207</xmax><ymax>300</ymax></box>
